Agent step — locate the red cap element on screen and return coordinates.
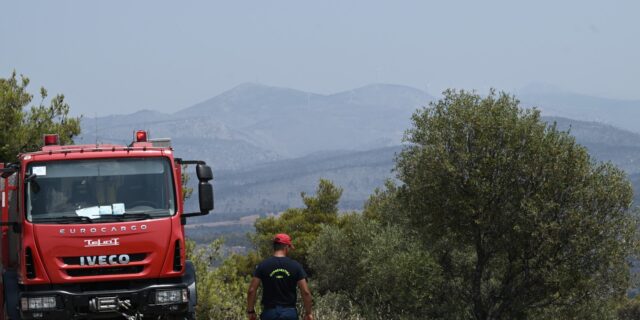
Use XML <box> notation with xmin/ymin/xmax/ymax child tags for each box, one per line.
<box><xmin>273</xmin><ymin>233</ymin><xmax>295</xmax><ymax>249</ymax></box>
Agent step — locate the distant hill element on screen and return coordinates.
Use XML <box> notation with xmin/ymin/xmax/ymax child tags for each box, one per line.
<box><xmin>545</xmin><ymin>116</ymin><xmax>640</xmax><ymax>175</ymax></box>
<box><xmin>548</xmin><ymin>116</ymin><xmax>640</xmax><ymax>204</ymax></box>
<box><xmin>78</xmin><ymin>83</ymin><xmax>432</xmax><ymax>169</ymax></box>
<box><xmin>75</xmin><ymin>83</ymin><xmax>640</xmax><ymax>223</ymax></box>
<box><xmin>187</xmin><ymin>116</ymin><xmax>640</xmax><ymax>224</ymax></box>
<box><xmin>188</xmin><ymin>146</ymin><xmax>401</xmax><ymax>224</ymax></box>
<box><xmin>78</xmin><ymin>82</ymin><xmax>640</xmax><ymax>169</ymax></box>
<box><xmin>519</xmin><ymin>85</ymin><xmax>640</xmax><ymax>133</ymax></box>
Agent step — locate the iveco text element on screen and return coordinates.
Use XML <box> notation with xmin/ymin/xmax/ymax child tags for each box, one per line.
<box><xmin>80</xmin><ymin>254</ymin><xmax>131</xmax><ymax>266</ymax></box>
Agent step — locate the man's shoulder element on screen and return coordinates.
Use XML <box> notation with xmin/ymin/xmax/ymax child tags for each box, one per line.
<box><xmin>280</xmin><ymin>257</ymin><xmax>305</xmax><ymax>275</ymax></box>
<box><xmin>288</xmin><ymin>258</ymin><xmax>303</xmax><ymax>268</ymax></box>
<box><xmin>255</xmin><ymin>257</ymin><xmax>270</xmax><ymax>270</ymax></box>
<box><xmin>256</xmin><ymin>256</ymin><xmax>280</xmax><ymax>269</ymax></box>
<box><xmin>278</xmin><ymin>257</ymin><xmax>303</xmax><ymax>267</ymax></box>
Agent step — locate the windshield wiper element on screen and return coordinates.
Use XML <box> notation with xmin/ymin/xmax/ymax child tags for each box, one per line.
<box><xmin>125</xmin><ymin>209</ymin><xmax>171</xmax><ymax>215</ymax></box>
<box><xmin>32</xmin><ymin>215</ymin><xmax>93</xmax><ymax>224</ymax></box>
<box><xmin>89</xmin><ymin>209</ymin><xmax>171</xmax><ymax>222</ymax></box>
<box><xmin>93</xmin><ymin>212</ymin><xmax>154</xmax><ymax>222</ymax></box>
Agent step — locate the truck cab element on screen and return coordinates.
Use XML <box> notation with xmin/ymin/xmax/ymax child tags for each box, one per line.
<box><xmin>0</xmin><ymin>131</ymin><xmax>213</xmax><ymax>320</ymax></box>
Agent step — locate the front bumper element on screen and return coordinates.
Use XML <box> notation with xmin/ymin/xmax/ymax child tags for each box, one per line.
<box><xmin>17</xmin><ymin>262</ymin><xmax>196</xmax><ymax>320</ymax></box>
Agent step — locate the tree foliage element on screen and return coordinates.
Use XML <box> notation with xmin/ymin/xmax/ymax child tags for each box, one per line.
<box><xmin>186</xmin><ymin>239</ymin><xmax>252</xmax><ymax>320</ymax></box>
<box><xmin>393</xmin><ymin>89</ymin><xmax>639</xmax><ymax>319</ymax></box>
<box><xmin>181</xmin><ymin>164</ymin><xmax>194</xmax><ymax>200</ymax></box>
<box><xmin>186</xmin><ymin>89</ymin><xmax>639</xmax><ymax>320</ymax></box>
<box><xmin>186</xmin><ymin>179</ymin><xmax>346</xmax><ymax>319</ymax></box>
<box><xmin>0</xmin><ymin>71</ymin><xmax>81</xmax><ymax>162</ymax></box>
<box><xmin>309</xmin><ymin>214</ymin><xmax>449</xmax><ymax>319</ymax></box>
<box><xmin>253</xmin><ymin>179</ymin><xmax>342</xmax><ymax>272</ymax></box>
<box><xmin>617</xmin><ymin>296</ymin><xmax>640</xmax><ymax>320</ymax></box>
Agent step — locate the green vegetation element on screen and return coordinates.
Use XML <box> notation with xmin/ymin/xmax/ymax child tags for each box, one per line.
<box><xmin>394</xmin><ymin>89</ymin><xmax>637</xmax><ymax>319</ymax></box>
<box><xmin>189</xmin><ymin>90</ymin><xmax>639</xmax><ymax>319</ymax></box>
<box><xmin>0</xmin><ymin>71</ymin><xmax>81</xmax><ymax>162</ymax></box>
<box><xmin>617</xmin><ymin>296</ymin><xmax>640</xmax><ymax>320</ymax></box>
<box><xmin>187</xmin><ymin>180</ymin><xmax>346</xmax><ymax>319</ymax></box>
<box><xmin>186</xmin><ymin>239</ymin><xmax>250</xmax><ymax>319</ymax></box>
<box><xmin>253</xmin><ymin>179</ymin><xmax>342</xmax><ymax>273</ymax></box>
<box><xmin>3</xmin><ymin>74</ymin><xmax>635</xmax><ymax>319</ymax></box>
<box><xmin>182</xmin><ymin>164</ymin><xmax>194</xmax><ymax>200</ymax></box>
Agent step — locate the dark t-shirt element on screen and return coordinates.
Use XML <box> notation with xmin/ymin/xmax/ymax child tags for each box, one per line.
<box><xmin>253</xmin><ymin>256</ymin><xmax>307</xmax><ymax>308</ymax></box>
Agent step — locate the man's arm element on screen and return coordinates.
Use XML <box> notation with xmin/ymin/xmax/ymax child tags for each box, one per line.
<box><xmin>247</xmin><ymin>277</ymin><xmax>261</xmax><ymax>320</ymax></box>
<box><xmin>297</xmin><ymin>279</ymin><xmax>313</xmax><ymax>320</ymax></box>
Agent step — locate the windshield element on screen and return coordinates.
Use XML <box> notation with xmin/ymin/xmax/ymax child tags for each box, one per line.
<box><xmin>26</xmin><ymin>158</ymin><xmax>176</xmax><ymax>223</ymax></box>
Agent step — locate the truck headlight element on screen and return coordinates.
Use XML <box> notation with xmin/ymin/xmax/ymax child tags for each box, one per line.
<box><xmin>20</xmin><ymin>296</ymin><xmax>57</xmax><ymax>311</ymax></box>
<box><xmin>155</xmin><ymin>289</ymin><xmax>188</xmax><ymax>305</ymax></box>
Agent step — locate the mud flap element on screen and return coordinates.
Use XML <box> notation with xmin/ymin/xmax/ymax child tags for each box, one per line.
<box><xmin>2</xmin><ymin>271</ymin><xmax>19</xmax><ymax>320</ymax></box>
<box><xmin>184</xmin><ymin>261</ymin><xmax>197</xmax><ymax>314</ymax></box>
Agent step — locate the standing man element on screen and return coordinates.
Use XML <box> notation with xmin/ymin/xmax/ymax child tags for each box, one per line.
<box><xmin>247</xmin><ymin>233</ymin><xmax>313</xmax><ymax>320</ymax></box>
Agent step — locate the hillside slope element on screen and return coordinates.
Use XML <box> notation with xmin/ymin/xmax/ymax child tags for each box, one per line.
<box><xmin>189</xmin><ymin>117</ymin><xmax>640</xmax><ymax>224</ymax></box>
<box><xmin>78</xmin><ymin>83</ymin><xmax>432</xmax><ymax>169</ymax></box>
<box><xmin>188</xmin><ymin>146</ymin><xmax>401</xmax><ymax>223</ymax></box>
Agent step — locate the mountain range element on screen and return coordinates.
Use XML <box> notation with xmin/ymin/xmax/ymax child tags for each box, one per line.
<box><xmin>75</xmin><ymin>83</ymin><xmax>640</xmax><ymax>226</ymax></box>
<box><xmin>518</xmin><ymin>84</ymin><xmax>640</xmax><ymax>133</ymax></box>
<box><xmin>78</xmin><ymin>83</ymin><xmax>432</xmax><ymax>170</ymax></box>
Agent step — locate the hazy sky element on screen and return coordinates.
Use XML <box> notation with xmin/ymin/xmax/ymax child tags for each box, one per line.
<box><xmin>1</xmin><ymin>0</ymin><xmax>638</xmax><ymax>116</ymax></box>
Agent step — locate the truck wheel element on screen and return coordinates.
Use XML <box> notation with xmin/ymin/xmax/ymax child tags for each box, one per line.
<box><xmin>3</xmin><ymin>300</ymin><xmax>17</xmax><ymax>320</ymax></box>
<box><xmin>3</xmin><ymin>302</ymin><xmax>19</xmax><ymax>320</ymax></box>
<box><xmin>3</xmin><ymin>272</ymin><xmax>20</xmax><ymax>320</ymax></box>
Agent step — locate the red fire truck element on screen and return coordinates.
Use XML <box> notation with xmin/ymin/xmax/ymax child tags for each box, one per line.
<box><xmin>0</xmin><ymin>131</ymin><xmax>213</xmax><ymax>319</ymax></box>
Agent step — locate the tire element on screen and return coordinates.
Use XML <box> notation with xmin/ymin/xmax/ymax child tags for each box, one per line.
<box><xmin>2</xmin><ymin>273</ymin><xmax>20</xmax><ymax>320</ymax></box>
<box><xmin>3</xmin><ymin>302</ymin><xmax>19</xmax><ymax>320</ymax></box>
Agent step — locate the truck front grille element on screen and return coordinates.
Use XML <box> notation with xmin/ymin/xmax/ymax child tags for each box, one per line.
<box><xmin>66</xmin><ymin>266</ymin><xmax>144</xmax><ymax>277</ymax></box>
<box><xmin>60</xmin><ymin>253</ymin><xmax>148</xmax><ymax>277</ymax></box>
<box><xmin>62</xmin><ymin>253</ymin><xmax>147</xmax><ymax>265</ymax></box>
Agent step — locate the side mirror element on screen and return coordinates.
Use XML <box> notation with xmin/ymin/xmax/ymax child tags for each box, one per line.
<box><xmin>196</xmin><ymin>164</ymin><xmax>213</xmax><ymax>181</ymax></box>
<box><xmin>198</xmin><ymin>182</ymin><xmax>213</xmax><ymax>213</ymax></box>
<box><xmin>0</xmin><ymin>163</ymin><xmax>19</xmax><ymax>178</ymax></box>
<box><xmin>183</xmin><ymin>163</ymin><xmax>214</xmax><ymax>218</ymax></box>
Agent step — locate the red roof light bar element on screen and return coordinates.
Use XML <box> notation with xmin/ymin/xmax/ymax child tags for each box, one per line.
<box><xmin>43</xmin><ymin>134</ymin><xmax>59</xmax><ymax>146</ymax></box>
<box><xmin>135</xmin><ymin>130</ymin><xmax>148</xmax><ymax>142</ymax></box>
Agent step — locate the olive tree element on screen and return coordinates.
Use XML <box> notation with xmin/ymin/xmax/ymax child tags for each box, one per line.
<box><xmin>0</xmin><ymin>71</ymin><xmax>80</xmax><ymax>162</ymax></box>
<box><xmin>395</xmin><ymin>89</ymin><xmax>638</xmax><ymax>319</ymax></box>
